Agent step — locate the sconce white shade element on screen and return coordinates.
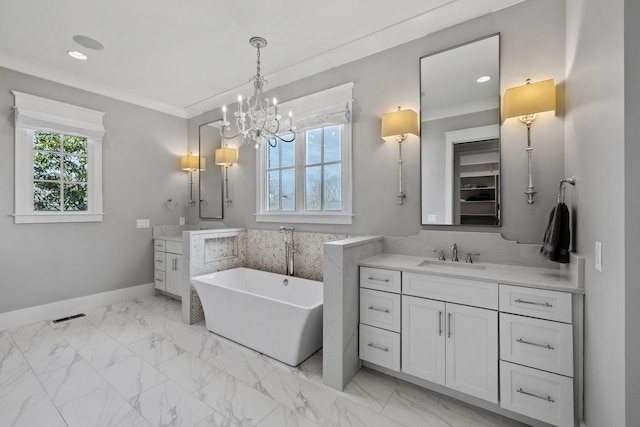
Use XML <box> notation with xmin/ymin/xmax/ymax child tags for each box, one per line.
<box><xmin>180</xmin><ymin>155</ymin><xmax>206</xmax><ymax>171</ymax></box>
<box><xmin>502</xmin><ymin>79</ymin><xmax>556</xmax><ymax>121</ymax></box>
<box><xmin>215</xmin><ymin>147</ymin><xmax>238</xmax><ymax>165</ymax></box>
<box><xmin>381</xmin><ymin>108</ymin><xmax>419</xmax><ymax>139</ymax></box>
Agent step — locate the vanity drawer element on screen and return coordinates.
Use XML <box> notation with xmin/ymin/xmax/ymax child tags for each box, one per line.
<box><xmin>402</xmin><ymin>272</ymin><xmax>498</xmax><ymax>310</ymax></box>
<box><xmin>499</xmin><ymin>285</ymin><xmax>572</xmax><ymax>323</ymax></box>
<box><xmin>360</xmin><ymin>267</ymin><xmax>401</xmax><ymax>293</ymax></box>
<box><xmin>154</xmin><ymin>250</ymin><xmax>166</xmax><ymax>271</ymax></box>
<box><xmin>165</xmin><ymin>240</ymin><xmax>183</xmax><ymax>255</ymax></box>
<box><xmin>154</xmin><ymin>239</ymin><xmax>166</xmax><ymax>251</ymax></box>
<box><xmin>500</xmin><ymin>361</ymin><xmax>574</xmax><ymax>427</ymax></box>
<box><xmin>360</xmin><ymin>289</ymin><xmax>401</xmax><ymax>332</ymax></box>
<box><xmin>359</xmin><ymin>324</ymin><xmax>400</xmax><ymax>371</ymax></box>
<box><xmin>154</xmin><ymin>270</ymin><xmax>166</xmax><ymax>290</ymax></box>
<box><xmin>500</xmin><ymin>313</ymin><xmax>573</xmax><ymax>377</ymax></box>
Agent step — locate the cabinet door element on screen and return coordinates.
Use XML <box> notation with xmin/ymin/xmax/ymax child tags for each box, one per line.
<box><xmin>401</xmin><ymin>295</ymin><xmax>446</xmax><ymax>385</ymax></box>
<box><xmin>165</xmin><ymin>253</ymin><xmax>183</xmax><ymax>296</ymax></box>
<box><xmin>445</xmin><ymin>303</ymin><xmax>498</xmax><ymax>403</ymax></box>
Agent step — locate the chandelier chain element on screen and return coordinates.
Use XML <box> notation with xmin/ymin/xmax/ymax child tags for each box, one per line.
<box><xmin>256</xmin><ymin>46</ymin><xmax>261</xmax><ymax>81</ymax></box>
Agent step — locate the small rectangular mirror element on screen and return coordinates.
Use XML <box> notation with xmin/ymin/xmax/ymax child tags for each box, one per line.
<box><xmin>420</xmin><ymin>34</ymin><xmax>500</xmax><ymax>226</ymax></box>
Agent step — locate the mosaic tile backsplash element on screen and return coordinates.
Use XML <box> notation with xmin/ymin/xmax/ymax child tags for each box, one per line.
<box><xmin>245</xmin><ymin>229</ymin><xmax>350</xmax><ymax>282</ymax></box>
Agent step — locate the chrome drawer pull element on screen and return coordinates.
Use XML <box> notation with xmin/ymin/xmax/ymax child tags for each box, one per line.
<box><xmin>156</xmin><ymin>278</ymin><xmax>164</xmax><ymax>282</ymax></box>
<box><xmin>367</xmin><ymin>342</ymin><xmax>389</xmax><ymax>352</ymax></box>
<box><xmin>367</xmin><ymin>305</ymin><xmax>390</xmax><ymax>313</ymax></box>
<box><xmin>447</xmin><ymin>312</ymin><xmax>452</xmax><ymax>338</ymax></box>
<box><xmin>517</xmin><ymin>338</ymin><xmax>555</xmax><ymax>350</ymax></box>
<box><xmin>438</xmin><ymin>311</ymin><xmax>443</xmax><ymax>336</ymax></box>
<box><xmin>156</xmin><ymin>259</ymin><xmax>164</xmax><ymax>263</ymax></box>
<box><xmin>515</xmin><ymin>298</ymin><xmax>552</xmax><ymax>308</ymax></box>
<box><xmin>367</xmin><ymin>277</ymin><xmax>390</xmax><ymax>283</ymax></box>
<box><xmin>517</xmin><ymin>388</ymin><xmax>555</xmax><ymax>403</ymax></box>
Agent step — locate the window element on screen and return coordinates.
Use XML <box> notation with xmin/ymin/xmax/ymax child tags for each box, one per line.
<box><xmin>266</xmin><ymin>134</ymin><xmax>296</xmax><ymax>211</ymax></box>
<box><xmin>33</xmin><ymin>131</ymin><xmax>89</xmax><ymax>211</ymax></box>
<box><xmin>304</xmin><ymin>126</ymin><xmax>342</xmax><ymax>211</ymax></box>
<box><xmin>13</xmin><ymin>91</ymin><xmax>105</xmax><ymax>224</ymax></box>
<box><xmin>256</xmin><ymin>83</ymin><xmax>353</xmax><ymax>224</ymax></box>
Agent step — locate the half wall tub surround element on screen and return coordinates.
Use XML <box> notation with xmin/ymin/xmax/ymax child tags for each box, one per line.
<box><xmin>181</xmin><ymin>228</ymin><xmax>248</xmax><ymax>323</ymax></box>
<box><xmin>192</xmin><ymin>267</ymin><xmax>323</xmax><ymax>366</ymax></box>
<box><xmin>184</xmin><ymin>228</ymin><xmax>350</xmax><ymax>325</ymax></box>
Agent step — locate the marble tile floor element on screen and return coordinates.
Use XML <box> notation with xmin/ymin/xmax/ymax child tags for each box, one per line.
<box><xmin>0</xmin><ymin>294</ymin><xmax>529</xmax><ymax>427</ymax></box>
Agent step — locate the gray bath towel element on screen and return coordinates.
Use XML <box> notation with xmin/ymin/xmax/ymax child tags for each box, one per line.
<box><xmin>540</xmin><ymin>202</ymin><xmax>570</xmax><ymax>263</ymax></box>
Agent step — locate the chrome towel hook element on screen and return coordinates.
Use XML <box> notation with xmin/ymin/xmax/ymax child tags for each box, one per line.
<box><xmin>558</xmin><ymin>176</ymin><xmax>576</xmax><ymax>204</ymax></box>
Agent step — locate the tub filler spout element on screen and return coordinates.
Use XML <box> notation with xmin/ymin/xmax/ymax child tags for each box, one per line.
<box><xmin>280</xmin><ymin>225</ymin><xmax>297</xmax><ymax>276</ymax></box>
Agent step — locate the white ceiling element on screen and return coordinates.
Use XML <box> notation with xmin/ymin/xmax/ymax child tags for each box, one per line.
<box><xmin>0</xmin><ymin>0</ymin><xmax>523</xmax><ymax>118</ymax></box>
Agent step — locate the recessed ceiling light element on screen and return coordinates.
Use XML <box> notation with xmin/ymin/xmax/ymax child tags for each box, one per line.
<box><xmin>476</xmin><ymin>75</ymin><xmax>492</xmax><ymax>83</ymax></box>
<box><xmin>72</xmin><ymin>35</ymin><xmax>104</xmax><ymax>51</ymax></box>
<box><xmin>67</xmin><ymin>50</ymin><xmax>88</xmax><ymax>61</ymax></box>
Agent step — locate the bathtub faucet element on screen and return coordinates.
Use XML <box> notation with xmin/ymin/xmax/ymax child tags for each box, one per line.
<box><xmin>280</xmin><ymin>225</ymin><xmax>297</xmax><ymax>276</ymax></box>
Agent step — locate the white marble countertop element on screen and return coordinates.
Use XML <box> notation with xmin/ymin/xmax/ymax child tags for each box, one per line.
<box><xmin>359</xmin><ymin>253</ymin><xmax>584</xmax><ymax>294</ymax></box>
<box><xmin>154</xmin><ymin>235</ymin><xmax>182</xmax><ymax>242</ymax></box>
<box><xmin>154</xmin><ymin>228</ymin><xmax>246</xmax><ymax>242</ymax></box>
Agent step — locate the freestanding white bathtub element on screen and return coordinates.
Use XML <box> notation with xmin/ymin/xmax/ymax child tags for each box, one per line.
<box><xmin>191</xmin><ymin>267</ymin><xmax>323</xmax><ymax>366</ymax></box>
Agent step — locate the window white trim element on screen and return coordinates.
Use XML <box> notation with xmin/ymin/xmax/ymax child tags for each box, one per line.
<box><xmin>12</xmin><ymin>91</ymin><xmax>105</xmax><ymax>224</ymax></box>
<box><xmin>254</xmin><ymin>212</ymin><xmax>354</xmax><ymax>225</ymax></box>
<box><xmin>256</xmin><ymin>82</ymin><xmax>354</xmax><ymax>224</ymax></box>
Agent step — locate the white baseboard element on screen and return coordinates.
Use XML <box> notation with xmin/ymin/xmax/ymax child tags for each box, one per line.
<box><xmin>0</xmin><ymin>283</ymin><xmax>156</xmax><ymax>330</ymax></box>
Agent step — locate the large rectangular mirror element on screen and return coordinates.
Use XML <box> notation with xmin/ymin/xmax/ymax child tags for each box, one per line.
<box><xmin>199</xmin><ymin>121</ymin><xmax>224</xmax><ymax>219</ymax></box>
<box><xmin>421</xmin><ymin>34</ymin><xmax>500</xmax><ymax>226</ymax></box>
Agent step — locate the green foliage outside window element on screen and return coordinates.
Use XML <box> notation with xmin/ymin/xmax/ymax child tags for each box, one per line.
<box><xmin>33</xmin><ymin>131</ymin><xmax>88</xmax><ymax>211</ymax></box>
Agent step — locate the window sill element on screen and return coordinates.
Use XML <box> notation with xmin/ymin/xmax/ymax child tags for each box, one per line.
<box><xmin>255</xmin><ymin>212</ymin><xmax>353</xmax><ymax>225</ymax></box>
<box><xmin>13</xmin><ymin>212</ymin><xmax>105</xmax><ymax>224</ymax></box>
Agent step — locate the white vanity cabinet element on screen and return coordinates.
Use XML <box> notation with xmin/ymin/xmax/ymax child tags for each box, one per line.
<box><xmin>499</xmin><ymin>284</ymin><xmax>577</xmax><ymax>427</ymax></box>
<box><xmin>358</xmin><ymin>267</ymin><xmax>402</xmax><ymax>371</ymax></box>
<box><xmin>401</xmin><ymin>274</ymin><xmax>498</xmax><ymax>404</ymax></box>
<box><xmin>358</xmin><ymin>267</ymin><xmax>499</xmax><ymax>404</ymax></box>
<box><xmin>357</xmin><ymin>260</ymin><xmax>583</xmax><ymax>426</ymax></box>
<box><xmin>154</xmin><ymin>238</ymin><xmax>183</xmax><ymax>298</ymax></box>
<box><xmin>356</xmin><ymin>250</ymin><xmax>584</xmax><ymax>427</ymax></box>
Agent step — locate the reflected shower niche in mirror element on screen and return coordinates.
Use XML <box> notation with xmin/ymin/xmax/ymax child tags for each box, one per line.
<box><xmin>421</xmin><ymin>34</ymin><xmax>500</xmax><ymax>226</ymax></box>
<box><xmin>199</xmin><ymin>121</ymin><xmax>224</xmax><ymax>219</ymax></box>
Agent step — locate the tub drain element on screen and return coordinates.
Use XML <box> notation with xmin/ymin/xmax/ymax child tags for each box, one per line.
<box><xmin>282</xmin><ymin>279</ymin><xmax>289</xmax><ymax>286</ymax></box>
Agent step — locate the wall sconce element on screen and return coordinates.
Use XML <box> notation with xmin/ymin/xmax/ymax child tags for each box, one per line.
<box><xmin>215</xmin><ymin>146</ymin><xmax>238</xmax><ymax>207</ymax></box>
<box><xmin>180</xmin><ymin>153</ymin><xmax>206</xmax><ymax>207</ymax></box>
<box><xmin>381</xmin><ymin>106</ymin><xmax>419</xmax><ymax>205</ymax></box>
<box><xmin>503</xmin><ymin>78</ymin><xmax>556</xmax><ymax>204</ymax></box>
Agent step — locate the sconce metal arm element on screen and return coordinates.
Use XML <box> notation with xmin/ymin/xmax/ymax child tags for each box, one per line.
<box><xmin>187</xmin><ymin>170</ymin><xmax>196</xmax><ymax>207</ymax></box>
<box><xmin>397</xmin><ymin>137</ymin><xmax>406</xmax><ymax>205</ymax></box>
<box><xmin>520</xmin><ymin>114</ymin><xmax>537</xmax><ymax>204</ymax></box>
<box><xmin>223</xmin><ymin>164</ymin><xmax>232</xmax><ymax>207</ymax></box>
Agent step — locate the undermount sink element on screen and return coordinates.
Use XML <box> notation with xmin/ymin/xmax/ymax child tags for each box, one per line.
<box><xmin>417</xmin><ymin>259</ymin><xmax>486</xmax><ymax>271</ymax></box>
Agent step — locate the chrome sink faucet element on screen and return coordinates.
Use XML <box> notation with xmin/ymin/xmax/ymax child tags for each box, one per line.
<box><xmin>451</xmin><ymin>243</ymin><xmax>459</xmax><ymax>262</ymax></box>
<box><xmin>465</xmin><ymin>252</ymin><xmax>480</xmax><ymax>264</ymax></box>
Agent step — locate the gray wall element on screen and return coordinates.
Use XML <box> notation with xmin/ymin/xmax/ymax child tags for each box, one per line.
<box><xmin>188</xmin><ymin>0</ymin><xmax>566</xmax><ymax>245</ymax></box>
<box><xmin>0</xmin><ymin>67</ymin><xmax>189</xmax><ymax>313</ymax></box>
<box><xmin>565</xmin><ymin>0</ymin><xmax>632</xmax><ymax>425</ymax></box>
<box><xmin>624</xmin><ymin>1</ymin><xmax>640</xmax><ymax>423</ymax></box>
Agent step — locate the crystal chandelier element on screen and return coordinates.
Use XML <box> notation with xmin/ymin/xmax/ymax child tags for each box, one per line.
<box><xmin>220</xmin><ymin>37</ymin><xmax>296</xmax><ymax>149</ymax></box>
